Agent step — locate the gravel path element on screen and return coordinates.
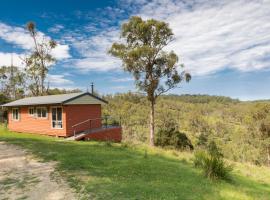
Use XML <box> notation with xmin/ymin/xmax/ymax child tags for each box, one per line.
<box><xmin>0</xmin><ymin>141</ymin><xmax>77</xmax><ymax>200</ymax></box>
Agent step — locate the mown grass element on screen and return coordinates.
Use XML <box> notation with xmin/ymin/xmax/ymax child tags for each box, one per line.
<box><xmin>0</xmin><ymin>126</ymin><xmax>269</xmax><ymax>200</ymax></box>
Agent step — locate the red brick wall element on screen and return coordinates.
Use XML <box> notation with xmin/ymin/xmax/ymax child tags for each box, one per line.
<box><xmin>8</xmin><ymin>105</ymin><xmax>67</xmax><ymax>137</ymax></box>
<box><xmin>65</xmin><ymin>104</ymin><xmax>102</xmax><ymax>136</ymax></box>
<box><xmin>84</xmin><ymin>127</ymin><xmax>122</xmax><ymax>142</ymax></box>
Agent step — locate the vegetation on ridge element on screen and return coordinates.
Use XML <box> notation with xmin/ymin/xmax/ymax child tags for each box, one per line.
<box><xmin>103</xmin><ymin>92</ymin><xmax>270</xmax><ymax>166</ymax></box>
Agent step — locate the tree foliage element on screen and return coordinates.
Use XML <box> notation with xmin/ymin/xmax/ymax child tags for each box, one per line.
<box><xmin>0</xmin><ymin>65</ymin><xmax>25</xmax><ymax>100</ymax></box>
<box><xmin>24</xmin><ymin>22</ymin><xmax>57</xmax><ymax>96</ymax></box>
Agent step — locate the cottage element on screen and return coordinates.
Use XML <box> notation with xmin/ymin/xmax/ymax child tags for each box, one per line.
<box><xmin>2</xmin><ymin>92</ymin><xmax>122</xmax><ymax>142</ymax></box>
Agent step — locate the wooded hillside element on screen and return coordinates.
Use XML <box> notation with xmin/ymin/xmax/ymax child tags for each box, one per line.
<box><xmin>103</xmin><ymin>92</ymin><xmax>270</xmax><ymax>166</ymax></box>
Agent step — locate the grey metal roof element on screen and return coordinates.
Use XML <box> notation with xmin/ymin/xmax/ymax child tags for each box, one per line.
<box><xmin>1</xmin><ymin>92</ymin><xmax>107</xmax><ymax>107</ymax></box>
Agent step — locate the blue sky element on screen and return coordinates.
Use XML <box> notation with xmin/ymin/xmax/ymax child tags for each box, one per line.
<box><xmin>0</xmin><ymin>0</ymin><xmax>270</xmax><ymax>100</ymax></box>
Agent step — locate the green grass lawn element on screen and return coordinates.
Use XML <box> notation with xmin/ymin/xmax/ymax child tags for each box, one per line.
<box><xmin>0</xmin><ymin>126</ymin><xmax>270</xmax><ymax>200</ymax></box>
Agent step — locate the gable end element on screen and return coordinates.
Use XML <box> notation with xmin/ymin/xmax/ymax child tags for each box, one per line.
<box><xmin>63</xmin><ymin>93</ymin><xmax>107</xmax><ymax>105</ymax></box>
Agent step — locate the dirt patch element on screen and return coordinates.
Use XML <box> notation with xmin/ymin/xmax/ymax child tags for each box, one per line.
<box><xmin>0</xmin><ymin>141</ymin><xmax>77</xmax><ymax>200</ymax></box>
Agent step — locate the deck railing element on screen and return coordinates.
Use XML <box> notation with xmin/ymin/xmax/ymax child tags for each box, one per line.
<box><xmin>72</xmin><ymin>116</ymin><xmax>121</xmax><ymax>137</ymax></box>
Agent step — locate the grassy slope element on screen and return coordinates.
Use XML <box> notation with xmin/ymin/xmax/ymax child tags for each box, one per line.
<box><xmin>0</xmin><ymin>127</ymin><xmax>269</xmax><ymax>200</ymax></box>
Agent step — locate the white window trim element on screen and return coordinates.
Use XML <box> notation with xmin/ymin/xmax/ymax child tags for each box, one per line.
<box><xmin>36</xmin><ymin>107</ymin><xmax>48</xmax><ymax>119</ymax></box>
<box><xmin>12</xmin><ymin>108</ymin><xmax>20</xmax><ymax>121</ymax></box>
<box><xmin>51</xmin><ymin>106</ymin><xmax>63</xmax><ymax>129</ymax></box>
<box><xmin>28</xmin><ymin>107</ymin><xmax>35</xmax><ymax>116</ymax></box>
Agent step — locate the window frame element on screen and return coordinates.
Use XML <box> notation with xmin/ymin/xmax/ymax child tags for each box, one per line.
<box><xmin>28</xmin><ymin>107</ymin><xmax>35</xmax><ymax>116</ymax></box>
<box><xmin>51</xmin><ymin>106</ymin><xmax>63</xmax><ymax>129</ymax></box>
<box><xmin>36</xmin><ymin>107</ymin><xmax>48</xmax><ymax>119</ymax></box>
<box><xmin>12</xmin><ymin>108</ymin><xmax>20</xmax><ymax>121</ymax></box>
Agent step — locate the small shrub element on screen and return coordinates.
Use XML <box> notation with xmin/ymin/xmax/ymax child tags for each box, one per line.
<box><xmin>172</xmin><ymin>151</ymin><xmax>179</xmax><ymax>157</ymax></box>
<box><xmin>155</xmin><ymin>128</ymin><xmax>193</xmax><ymax>150</ymax></box>
<box><xmin>203</xmin><ymin>155</ymin><xmax>233</xmax><ymax>181</ymax></box>
<box><xmin>180</xmin><ymin>158</ymin><xmax>188</xmax><ymax>164</ymax></box>
<box><xmin>197</xmin><ymin>133</ymin><xmax>208</xmax><ymax>148</ymax></box>
<box><xmin>144</xmin><ymin>149</ymin><xmax>148</xmax><ymax>159</ymax></box>
<box><xmin>105</xmin><ymin>140</ymin><xmax>112</xmax><ymax>147</ymax></box>
<box><xmin>193</xmin><ymin>142</ymin><xmax>233</xmax><ymax>181</ymax></box>
<box><xmin>121</xmin><ymin>142</ymin><xmax>129</xmax><ymax>148</ymax></box>
<box><xmin>193</xmin><ymin>150</ymin><xmax>207</xmax><ymax>168</ymax></box>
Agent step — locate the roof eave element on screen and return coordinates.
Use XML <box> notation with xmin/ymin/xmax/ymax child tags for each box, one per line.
<box><xmin>1</xmin><ymin>103</ymin><xmax>63</xmax><ymax>107</ymax></box>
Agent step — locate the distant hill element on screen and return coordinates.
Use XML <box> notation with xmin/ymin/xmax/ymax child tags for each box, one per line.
<box><xmin>161</xmin><ymin>94</ymin><xmax>240</xmax><ymax>104</ymax></box>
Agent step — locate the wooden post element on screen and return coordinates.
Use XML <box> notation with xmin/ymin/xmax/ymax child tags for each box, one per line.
<box><xmin>4</xmin><ymin>119</ymin><xmax>7</xmax><ymax>128</ymax></box>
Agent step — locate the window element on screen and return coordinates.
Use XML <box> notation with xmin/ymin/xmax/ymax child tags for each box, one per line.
<box><xmin>29</xmin><ymin>107</ymin><xmax>35</xmax><ymax>116</ymax></box>
<box><xmin>12</xmin><ymin>108</ymin><xmax>19</xmax><ymax>121</ymax></box>
<box><xmin>52</xmin><ymin>107</ymin><xmax>62</xmax><ymax>129</ymax></box>
<box><xmin>36</xmin><ymin>107</ymin><xmax>47</xmax><ymax>118</ymax></box>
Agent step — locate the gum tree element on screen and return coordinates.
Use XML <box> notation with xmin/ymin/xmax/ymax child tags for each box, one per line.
<box><xmin>109</xmin><ymin>16</ymin><xmax>191</xmax><ymax>146</ymax></box>
<box><xmin>24</xmin><ymin>22</ymin><xmax>57</xmax><ymax>96</ymax></box>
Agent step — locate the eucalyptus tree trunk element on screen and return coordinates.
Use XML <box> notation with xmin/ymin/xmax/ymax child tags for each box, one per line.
<box><xmin>267</xmin><ymin>147</ymin><xmax>270</xmax><ymax>167</ymax></box>
<box><xmin>150</xmin><ymin>101</ymin><xmax>155</xmax><ymax>146</ymax></box>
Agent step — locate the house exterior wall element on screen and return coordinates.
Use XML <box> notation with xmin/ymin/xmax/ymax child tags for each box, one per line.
<box><xmin>65</xmin><ymin>104</ymin><xmax>102</xmax><ymax>136</ymax></box>
<box><xmin>8</xmin><ymin>105</ymin><xmax>67</xmax><ymax>137</ymax></box>
<box><xmin>7</xmin><ymin>104</ymin><xmax>120</xmax><ymax>141</ymax></box>
<box><xmin>84</xmin><ymin>127</ymin><xmax>122</xmax><ymax>142</ymax></box>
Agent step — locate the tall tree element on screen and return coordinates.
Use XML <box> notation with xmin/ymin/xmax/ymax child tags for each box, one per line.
<box><xmin>109</xmin><ymin>16</ymin><xmax>191</xmax><ymax>146</ymax></box>
<box><xmin>24</xmin><ymin>22</ymin><xmax>57</xmax><ymax>96</ymax></box>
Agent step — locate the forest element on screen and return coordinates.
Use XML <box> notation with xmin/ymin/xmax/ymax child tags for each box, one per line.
<box><xmin>103</xmin><ymin>92</ymin><xmax>270</xmax><ymax>166</ymax></box>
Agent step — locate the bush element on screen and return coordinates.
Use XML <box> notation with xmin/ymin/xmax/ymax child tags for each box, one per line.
<box><xmin>193</xmin><ymin>150</ymin><xmax>207</xmax><ymax>168</ymax></box>
<box><xmin>194</xmin><ymin>142</ymin><xmax>233</xmax><ymax>181</ymax></box>
<box><xmin>155</xmin><ymin>128</ymin><xmax>193</xmax><ymax>150</ymax></box>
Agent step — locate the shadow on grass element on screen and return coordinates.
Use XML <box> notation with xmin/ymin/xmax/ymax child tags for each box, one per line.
<box><xmin>0</xmin><ymin>133</ymin><xmax>269</xmax><ymax>200</ymax></box>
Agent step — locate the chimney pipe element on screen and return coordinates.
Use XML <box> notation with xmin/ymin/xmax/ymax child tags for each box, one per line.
<box><xmin>91</xmin><ymin>82</ymin><xmax>94</xmax><ymax>94</ymax></box>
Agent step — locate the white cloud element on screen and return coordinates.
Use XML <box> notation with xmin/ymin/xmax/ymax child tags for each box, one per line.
<box><xmin>111</xmin><ymin>77</ymin><xmax>133</xmax><ymax>82</ymax></box>
<box><xmin>48</xmin><ymin>24</ymin><xmax>64</xmax><ymax>33</ymax></box>
<box><xmin>47</xmin><ymin>74</ymin><xmax>74</xmax><ymax>87</ymax></box>
<box><xmin>0</xmin><ymin>52</ymin><xmax>24</xmax><ymax>68</ymax></box>
<box><xmin>134</xmin><ymin>0</ymin><xmax>270</xmax><ymax>75</ymax></box>
<box><xmin>0</xmin><ymin>22</ymin><xmax>71</xmax><ymax>60</ymax></box>
<box><xmin>70</xmin><ymin>0</ymin><xmax>270</xmax><ymax>76</ymax></box>
<box><xmin>0</xmin><ymin>23</ymin><xmax>33</xmax><ymax>49</ymax></box>
<box><xmin>73</xmin><ymin>57</ymin><xmax>121</xmax><ymax>72</ymax></box>
<box><xmin>71</xmin><ymin>28</ymin><xmax>121</xmax><ymax>71</ymax></box>
<box><xmin>111</xmin><ymin>86</ymin><xmax>128</xmax><ymax>90</ymax></box>
<box><xmin>51</xmin><ymin>44</ymin><xmax>70</xmax><ymax>59</ymax></box>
